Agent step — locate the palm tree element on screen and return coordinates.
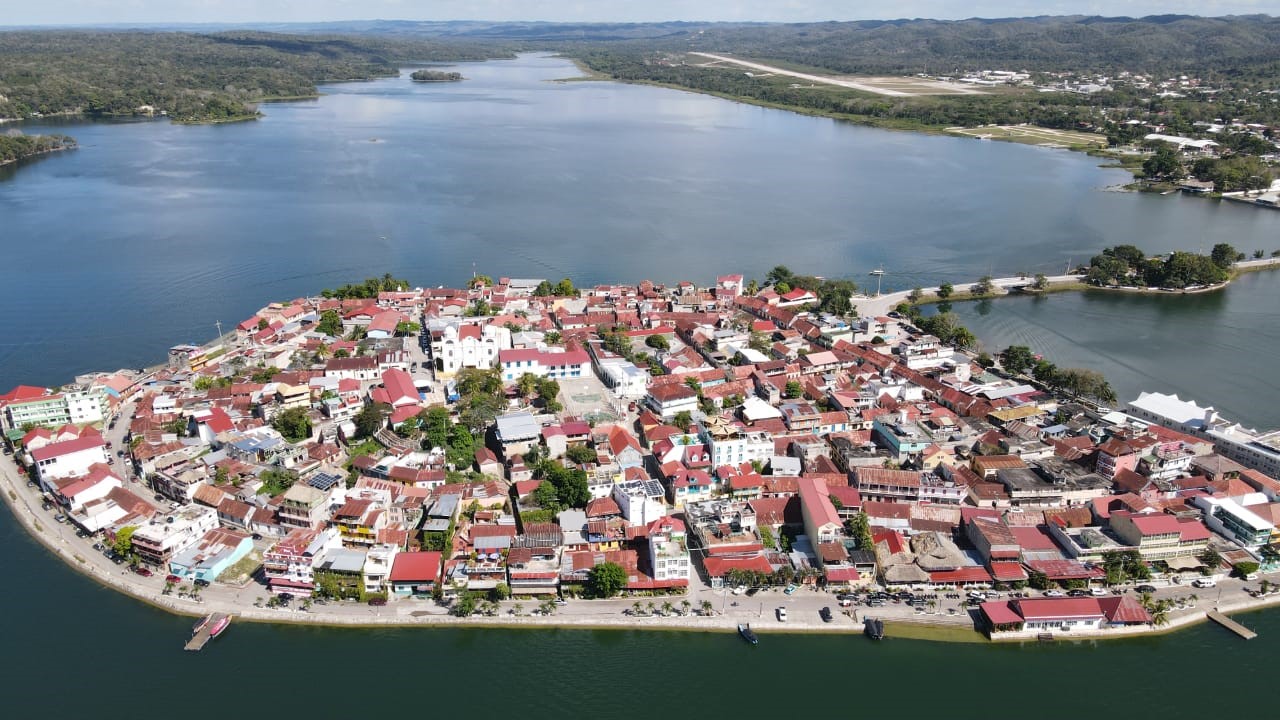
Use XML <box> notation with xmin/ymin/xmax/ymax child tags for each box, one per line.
<box><xmin>661</xmin><ymin>601</ymin><xmax>674</xmax><ymax>616</ymax></box>
<box><xmin>632</xmin><ymin>601</ymin><xmax>643</xmax><ymax>616</ymax></box>
<box><xmin>254</xmin><ymin>596</ymin><xmax>264</xmax><ymax>607</ymax></box>
<box><xmin>681</xmin><ymin>600</ymin><xmax>692</xmax><ymax>616</ymax></box>
<box><xmin>512</xmin><ymin>603</ymin><xmax>523</xmax><ymax>616</ymax></box>
<box><xmin>646</xmin><ymin>601</ymin><xmax>657</xmax><ymax>616</ymax></box>
<box><xmin>701</xmin><ymin>600</ymin><xmax>713</xmax><ymax>616</ymax></box>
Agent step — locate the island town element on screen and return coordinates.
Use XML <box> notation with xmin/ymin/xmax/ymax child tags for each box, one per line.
<box><xmin>4</xmin><ymin>270</ymin><xmax>1280</xmax><ymax>644</ymax></box>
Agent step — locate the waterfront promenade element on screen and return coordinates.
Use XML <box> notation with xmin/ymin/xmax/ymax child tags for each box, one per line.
<box><xmin>853</xmin><ymin>257</ymin><xmax>1280</xmax><ymax>319</ymax></box>
<box><xmin>5</xmin><ymin>448</ymin><xmax>1278</xmax><ymax>643</ymax></box>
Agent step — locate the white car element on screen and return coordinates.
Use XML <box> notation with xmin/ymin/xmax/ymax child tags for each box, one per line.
<box><xmin>776</xmin><ymin>607</ymin><xmax>787</xmax><ymax>622</ymax></box>
<box><xmin>1043</xmin><ymin>589</ymin><xmax>1066</xmax><ymax>598</ymax></box>
<box><xmin>1192</xmin><ymin>578</ymin><xmax>1217</xmax><ymax>589</ymax></box>
<box><xmin>1089</xmin><ymin>587</ymin><xmax>1108</xmax><ymax>597</ymax></box>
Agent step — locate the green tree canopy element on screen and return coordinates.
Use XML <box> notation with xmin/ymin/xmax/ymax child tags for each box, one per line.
<box><xmin>317</xmin><ymin>309</ymin><xmax>342</xmax><ymax>337</ymax></box>
<box><xmin>272</xmin><ymin>407</ymin><xmax>312</xmax><ymax>442</ymax></box>
<box><xmin>587</xmin><ymin>561</ymin><xmax>628</xmax><ymax>598</ymax></box>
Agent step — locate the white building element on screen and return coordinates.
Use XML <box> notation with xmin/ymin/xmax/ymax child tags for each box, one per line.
<box><xmin>130</xmin><ymin>504</ymin><xmax>220</xmax><ymax>567</ymax></box>
<box><xmin>647</xmin><ymin>517</ymin><xmax>691</xmax><ymax>584</ymax></box>
<box><xmin>701</xmin><ymin>420</ymin><xmax>773</xmax><ymax>468</ymax></box>
<box><xmin>596</xmin><ymin>358</ymin><xmax>650</xmax><ymax>399</ymax></box>
<box><xmin>432</xmin><ymin>323</ymin><xmax>511</xmax><ymax>376</ymax></box>
<box><xmin>1129</xmin><ymin>392</ymin><xmax>1280</xmax><ymax>477</ymax></box>
<box><xmin>31</xmin><ymin>436</ymin><xmax>110</xmax><ymax>491</ymax></box>
<box><xmin>263</xmin><ymin>526</ymin><xmax>345</xmax><ymax>595</ymax></box>
<box><xmin>612</xmin><ymin>478</ymin><xmax>667</xmax><ymax>527</ymax></box>
<box><xmin>500</xmin><ymin>347</ymin><xmax>590</xmax><ymax>382</ymax></box>
<box><xmin>1192</xmin><ymin>495</ymin><xmax>1275</xmax><ymax>549</ymax></box>
<box><xmin>363</xmin><ymin>543</ymin><xmax>401</xmax><ymax>596</ymax></box>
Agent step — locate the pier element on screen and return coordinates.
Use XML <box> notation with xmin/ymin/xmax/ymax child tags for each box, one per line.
<box><xmin>1207</xmin><ymin>611</ymin><xmax>1257</xmax><ymax>640</ymax></box>
<box><xmin>185</xmin><ymin>613</ymin><xmax>230</xmax><ymax>651</ymax></box>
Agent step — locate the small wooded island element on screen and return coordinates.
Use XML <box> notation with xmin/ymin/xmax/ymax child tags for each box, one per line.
<box><xmin>410</xmin><ymin>69</ymin><xmax>464</xmax><ymax>82</ymax></box>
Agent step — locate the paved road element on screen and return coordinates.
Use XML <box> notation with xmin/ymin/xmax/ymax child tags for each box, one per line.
<box><xmin>689</xmin><ymin>52</ymin><xmax>987</xmax><ymax>97</ymax></box>
<box><xmin>852</xmin><ymin>274</ymin><xmax>1081</xmax><ymax>318</ymax></box>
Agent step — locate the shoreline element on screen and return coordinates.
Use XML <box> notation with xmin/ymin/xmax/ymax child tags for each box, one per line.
<box><xmin>6</xmin><ymin>453</ymin><xmax>1280</xmax><ymax>644</ymax></box>
<box><xmin>855</xmin><ymin>259</ymin><xmax>1280</xmax><ymax>317</ymax></box>
<box><xmin>0</xmin><ymin>143</ymin><xmax>76</xmax><ymax>168</ymax></box>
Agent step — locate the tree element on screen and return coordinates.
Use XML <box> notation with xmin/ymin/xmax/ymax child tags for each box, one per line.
<box><xmin>1032</xmin><ymin>359</ymin><xmax>1059</xmax><ymax>388</ymax></box>
<box><xmin>553</xmin><ymin>278</ymin><xmax>577</xmax><ymax>297</ymax></box>
<box><xmin>1028</xmin><ymin>570</ymin><xmax>1051</xmax><ymax>590</ymax></box>
<box><xmin>1233</xmin><ymin>561</ymin><xmax>1260</xmax><ymax>578</ymax></box>
<box><xmin>701</xmin><ymin>600</ymin><xmax>714</xmax><ymax>616</ymax></box>
<box><xmin>1142</xmin><ymin>145</ymin><xmax>1183</xmax><ymax>179</ymax></box>
<box><xmin>1033</xmin><ymin>273</ymin><xmax>1048</xmax><ymax>290</ymax></box>
<box><xmin>259</xmin><ymin>468</ymin><xmax>298</xmax><ymax>496</ymax></box>
<box><xmin>1056</xmin><ymin>368</ymin><xmax>1117</xmax><ymax>404</ymax></box>
<box><xmin>354</xmin><ymin>402</ymin><xmax>390</xmax><ymax>438</ymax></box>
<box><xmin>937</xmin><ymin>282</ymin><xmax>954</xmax><ymax>299</ymax></box>
<box><xmin>490</xmin><ymin>582</ymin><xmax>511</xmax><ymax>601</ymax></box>
<box><xmin>673</xmin><ymin>410</ymin><xmax>692</xmax><ymax>433</ymax></box>
<box><xmin>645</xmin><ymin>334</ymin><xmax>669</xmax><ymax>351</ymax></box>
<box><xmin>908</xmin><ymin>287</ymin><xmax>923</xmax><ymax>303</ymax></box>
<box><xmin>766</xmin><ymin>265</ymin><xmax>794</xmax><ymax>287</ymax></box>
<box><xmin>1210</xmin><ymin>243</ymin><xmax>1238</xmax><ymax>270</ymax></box>
<box><xmin>272</xmin><ymin>407</ymin><xmax>312</xmax><ymax>442</ymax></box>
<box><xmin>516</xmin><ymin>373</ymin><xmax>539</xmax><ymax>400</ymax></box>
<box><xmin>257</xmin><ymin>318</ymin><xmax>269</xmax><ymax>331</ymax></box>
<box><xmin>972</xmin><ymin>276</ymin><xmax>995</xmax><ymax>296</ymax></box>
<box><xmin>533</xmin><ymin>280</ymin><xmax>554</xmax><ymax>297</ymax></box>
<box><xmin>587</xmin><ymin>561</ymin><xmax>628</xmax><ymax>598</ymax></box>
<box><xmin>452</xmin><ymin>594</ymin><xmax>477</xmax><ymax>617</ymax></box>
<box><xmin>395</xmin><ymin>321</ymin><xmax>421</xmax><ymax>336</ymax></box>
<box><xmin>1199</xmin><ymin>547</ymin><xmax>1223</xmax><ymax>571</ymax></box>
<box><xmin>845</xmin><ymin>511</ymin><xmax>873</xmax><ymax>551</ymax></box>
<box><xmin>421</xmin><ymin>406</ymin><xmax>451</xmax><ymax>451</ymax></box>
<box><xmin>784</xmin><ymin>380</ymin><xmax>804</xmax><ymax>399</ymax></box>
<box><xmin>565</xmin><ymin>444</ymin><xmax>597</xmax><ymax>465</ymax></box>
<box><xmin>749</xmin><ymin>331</ymin><xmax>771</xmax><ymax>353</ymax></box>
<box><xmin>317</xmin><ymin>309</ymin><xmax>342</xmax><ymax>337</ymax></box>
<box><xmin>469</xmin><ymin>274</ymin><xmax>493</xmax><ymax>289</ymax></box>
<box><xmin>113</xmin><ymin>526</ymin><xmax>137</xmax><ymax>558</ymax></box>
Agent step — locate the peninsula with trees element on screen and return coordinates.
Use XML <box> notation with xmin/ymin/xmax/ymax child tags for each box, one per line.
<box><xmin>5</xmin><ymin>268</ymin><xmax>1280</xmax><ymax>642</ymax></box>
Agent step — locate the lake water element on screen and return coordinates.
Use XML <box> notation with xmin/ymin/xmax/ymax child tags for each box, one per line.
<box><xmin>3</xmin><ymin>52</ymin><xmax>1279</xmax><ymax>417</ymax></box>
<box><xmin>2</xmin><ymin>52</ymin><xmax>1280</xmax><ymax>712</ymax></box>
<box><xmin>3</xmin><ymin>494</ymin><xmax>1277</xmax><ymax>717</ymax></box>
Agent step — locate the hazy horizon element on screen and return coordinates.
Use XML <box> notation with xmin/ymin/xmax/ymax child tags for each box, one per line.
<box><xmin>1</xmin><ymin>1</ymin><xmax>1273</xmax><ymax>27</ymax></box>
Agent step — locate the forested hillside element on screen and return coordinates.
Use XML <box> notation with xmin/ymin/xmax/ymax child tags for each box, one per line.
<box><xmin>0</xmin><ymin>31</ymin><xmax>507</xmax><ymax>123</ymax></box>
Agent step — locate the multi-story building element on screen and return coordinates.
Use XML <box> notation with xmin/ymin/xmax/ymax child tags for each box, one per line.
<box><xmin>0</xmin><ymin>383</ymin><xmax>108</xmax><ymax>433</ymax></box>
<box><xmin>612</xmin><ymin>478</ymin><xmax>668</xmax><ymax>527</ymax></box>
<box><xmin>168</xmin><ymin>527</ymin><xmax>254</xmax><ymax>583</ymax></box>
<box><xmin>872</xmin><ymin>415</ymin><xmax>932</xmax><ymax>462</ymax></box>
<box><xmin>647</xmin><ymin>517</ymin><xmax>691</xmax><ymax>586</ymax></box>
<box><xmin>854</xmin><ymin>467</ymin><xmax>964</xmax><ymax>505</ymax></box>
<box><xmin>499</xmin><ymin>346</ymin><xmax>590</xmax><ymax>382</ymax></box>
<box><xmin>363</xmin><ymin>543</ymin><xmax>401</xmax><ymax>597</ymax></box>
<box><xmin>1192</xmin><ymin>495</ymin><xmax>1275</xmax><ymax>549</ymax></box>
<box><xmin>130</xmin><ymin>504</ymin><xmax>220</xmax><ymax>567</ymax></box>
<box><xmin>1108</xmin><ymin>512</ymin><xmax>1210</xmax><ymax>561</ymax></box>
<box><xmin>278</xmin><ymin>484</ymin><xmax>330</xmax><ymax>531</ymax></box>
<box><xmin>700</xmin><ymin>418</ymin><xmax>773</xmax><ymax>468</ymax></box>
<box><xmin>31</xmin><ymin>436</ymin><xmax>110</xmax><ymax>492</ymax></box>
<box><xmin>263</xmin><ymin>526</ymin><xmax>343</xmax><ymax>595</ymax></box>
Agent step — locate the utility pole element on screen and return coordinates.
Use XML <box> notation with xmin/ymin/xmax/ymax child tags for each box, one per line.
<box><xmin>214</xmin><ymin>320</ymin><xmax>223</xmax><ymax>340</ymax></box>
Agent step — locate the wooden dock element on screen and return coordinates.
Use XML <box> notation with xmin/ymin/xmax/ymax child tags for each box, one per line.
<box><xmin>1207</xmin><ymin>611</ymin><xmax>1257</xmax><ymax>640</ymax></box>
<box><xmin>184</xmin><ymin>613</ymin><xmax>229</xmax><ymax>651</ymax></box>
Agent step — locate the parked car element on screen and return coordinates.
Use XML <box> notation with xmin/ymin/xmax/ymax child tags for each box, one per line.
<box><xmin>1191</xmin><ymin>578</ymin><xmax>1217</xmax><ymax>589</ymax></box>
<box><xmin>1043</xmin><ymin>589</ymin><xmax>1066</xmax><ymax>598</ymax></box>
<box><xmin>53</xmin><ymin>514</ymin><xmax>67</xmax><ymax>524</ymax></box>
<box><xmin>783</xmin><ymin>584</ymin><xmax>798</xmax><ymax>595</ymax></box>
<box><xmin>166</xmin><ymin>574</ymin><xmax>182</xmax><ymax>584</ymax></box>
<box><xmin>1089</xmin><ymin>587</ymin><xmax>1108</xmax><ymax>597</ymax></box>
<box><xmin>1135</xmin><ymin>584</ymin><xmax>1158</xmax><ymax>594</ymax></box>
<box><xmin>819</xmin><ymin>607</ymin><xmax>833</xmax><ymax>623</ymax></box>
<box><xmin>193</xmin><ymin>579</ymin><xmax>210</xmax><ymax>588</ymax></box>
<box><xmin>368</xmin><ymin>598</ymin><xmax>387</xmax><ymax>606</ymax></box>
<box><xmin>776</xmin><ymin>607</ymin><xmax>787</xmax><ymax>622</ymax></box>
<box><xmin>133</xmin><ymin>566</ymin><xmax>153</xmax><ymax>577</ymax></box>
<box><xmin>838</xmin><ymin>598</ymin><xmax>853</xmax><ymax>607</ymax></box>
<box><xmin>1068</xmin><ymin>589</ymin><xmax>1090</xmax><ymax>597</ymax></box>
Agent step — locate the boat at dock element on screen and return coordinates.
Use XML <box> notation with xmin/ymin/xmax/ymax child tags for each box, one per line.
<box><xmin>192</xmin><ymin>614</ymin><xmax>213</xmax><ymax>636</ymax></box>
<box><xmin>209</xmin><ymin>616</ymin><xmax>231</xmax><ymax>639</ymax></box>
<box><xmin>185</xmin><ymin>612</ymin><xmax>231</xmax><ymax>651</ymax></box>
<box><xmin>737</xmin><ymin>623</ymin><xmax>758</xmax><ymax>645</ymax></box>
<box><xmin>864</xmin><ymin>618</ymin><xmax>884</xmax><ymax>640</ymax></box>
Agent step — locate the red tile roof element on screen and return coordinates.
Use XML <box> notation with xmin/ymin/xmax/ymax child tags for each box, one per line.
<box><xmin>390</xmin><ymin>551</ymin><xmax>442</xmax><ymax>583</ymax></box>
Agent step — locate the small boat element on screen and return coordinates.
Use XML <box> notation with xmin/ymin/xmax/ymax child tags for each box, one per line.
<box><xmin>864</xmin><ymin>618</ymin><xmax>885</xmax><ymax>640</ymax></box>
<box><xmin>209</xmin><ymin>616</ymin><xmax>231</xmax><ymax>639</ymax></box>
<box><xmin>192</xmin><ymin>614</ymin><xmax>213</xmax><ymax>635</ymax></box>
<box><xmin>738</xmin><ymin>623</ymin><xmax>759</xmax><ymax>645</ymax></box>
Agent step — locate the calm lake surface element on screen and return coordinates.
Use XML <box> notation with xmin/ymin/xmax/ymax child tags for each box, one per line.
<box><xmin>2</xmin><ymin>53</ymin><xmax>1279</xmax><ymax>425</ymax></box>
<box><xmin>3</xmin><ymin>494</ymin><xmax>1277</xmax><ymax>717</ymax></box>
<box><xmin>2</xmin><ymin>53</ymin><xmax>1280</xmax><ymax>711</ymax></box>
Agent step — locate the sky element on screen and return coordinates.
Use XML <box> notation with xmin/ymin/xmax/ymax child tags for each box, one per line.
<box><xmin>4</xmin><ymin>1</ymin><xmax>1275</xmax><ymax>26</ymax></box>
